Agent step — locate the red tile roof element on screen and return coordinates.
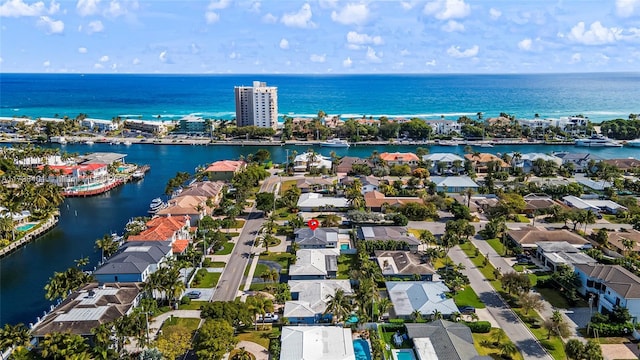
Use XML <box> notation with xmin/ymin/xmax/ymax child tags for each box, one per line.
<box><xmin>205</xmin><ymin>160</ymin><xmax>246</xmax><ymax>173</ymax></box>
<box><xmin>127</xmin><ymin>216</ymin><xmax>188</xmax><ymax>242</ymax></box>
<box><xmin>172</xmin><ymin>239</ymin><xmax>190</xmax><ymax>254</ymax></box>
<box><xmin>39</xmin><ymin>163</ymin><xmax>106</xmax><ymax>175</ymax></box>
<box><xmin>379</xmin><ymin>152</ymin><xmax>419</xmax><ymax>162</ymax></box>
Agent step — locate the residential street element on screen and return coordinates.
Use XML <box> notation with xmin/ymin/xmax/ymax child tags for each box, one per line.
<box><xmin>211</xmin><ymin>175</ymin><xmax>281</xmax><ymax>301</ymax></box>
<box><xmin>448</xmin><ymin>245</ymin><xmax>554</xmax><ymax>360</ymax></box>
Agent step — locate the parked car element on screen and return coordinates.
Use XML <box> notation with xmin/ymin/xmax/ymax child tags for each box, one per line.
<box><xmin>257</xmin><ymin>313</ymin><xmax>279</xmax><ymax>323</ymax></box>
<box><xmin>459</xmin><ymin>306</ymin><xmax>476</xmax><ymax>315</ymax></box>
<box><xmin>186</xmin><ymin>290</ymin><xmax>201</xmax><ymax>299</ymax></box>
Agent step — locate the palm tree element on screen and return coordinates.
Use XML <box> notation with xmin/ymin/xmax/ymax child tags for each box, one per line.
<box><xmin>499</xmin><ymin>342</ymin><xmax>518</xmax><ymax>358</ymax></box>
<box><xmin>0</xmin><ymin>323</ymin><xmax>31</xmax><ymax>352</ymax></box>
<box><xmin>324</xmin><ymin>289</ymin><xmax>352</xmax><ymax>324</ymax></box>
<box><xmin>621</xmin><ymin>237</ymin><xmax>636</xmax><ymax>258</ymax></box>
<box><xmin>431</xmin><ymin>309</ymin><xmax>443</xmax><ymax>320</ymax></box>
<box><xmin>95</xmin><ymin>234</ymin><xmax>119</xmax><ymax>260</ymax></box>
<box><xmin>232</xmin><ymin>347</ymin><xmax>252</xmax><ymax>360</ymax></box>
<box><xmin>376</xmin><ymin>298</ymin><xmax>392</xmax><ymax>321</ymax></box>
<box><xmin>411</xmin><ymin>309</ymin><xmax>422</xmax><ymax>322</ymax></box>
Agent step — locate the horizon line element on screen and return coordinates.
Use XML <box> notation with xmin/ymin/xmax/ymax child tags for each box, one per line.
<box><xmin>2</xmin><ymin>71</ymin><xmax>639</xmax><ymax>76</ymax></box>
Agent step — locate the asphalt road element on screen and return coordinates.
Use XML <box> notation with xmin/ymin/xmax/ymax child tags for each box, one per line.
<box><xmin>211</xmin><ymin>176</ymin><xmax>280</xmax><ymax>302</ymax></box>
<box><xmin>448</xmin><ymin>245</ymin><xmax>554</xmax><ymax>360</ymax></box>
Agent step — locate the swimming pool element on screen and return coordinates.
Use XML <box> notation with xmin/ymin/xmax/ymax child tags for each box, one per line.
<box><xmin>340</xmin><ymin>244</ymin><xmax>350</xmax><ymax>250</ymax></box>
<box><xmin>16</xmin><ymin>223</ymin><xmax>36</xmax><ymax>232</ymax></box>
<box><xmin>353</xmin><ymin>339</ymin><xmax>372</xmax><ymax>360</ymax></box>
<box><xmin>392</xmin><ymin>349</ymin><xmax>417</xmax><ymax>360</ymax></box>
<box><xmin>345</xmin><ymin>315</ymin><xmax>359</xmax><ymax>324</ymax></box>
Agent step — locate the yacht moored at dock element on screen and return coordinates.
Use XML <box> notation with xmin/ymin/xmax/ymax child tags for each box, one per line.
<box><xmin>575</xmin><ymin>134</ymin><xmax>622</xmax><ymax>147</ymax></box>
<box><xmin>148</xmin><ymin>197</ymin><xmax>167</xmax><ymax>214</ymax></box>
<box><xmin>320</xmin><ymin>139</ymin><xmax>350</xmax><ymax>148</ymax></box>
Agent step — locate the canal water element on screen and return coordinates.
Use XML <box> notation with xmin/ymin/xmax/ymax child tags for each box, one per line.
<box><xmin>0</xmin><ymin>142</ymin><xmax>636</xmax><ymax>326</ymax></box>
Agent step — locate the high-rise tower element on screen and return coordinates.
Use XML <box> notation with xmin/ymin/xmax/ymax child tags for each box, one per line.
<box><xmin>234</xmin><ymin>81</ymin><xmax>278</xmax><ymax>129</ymax></box>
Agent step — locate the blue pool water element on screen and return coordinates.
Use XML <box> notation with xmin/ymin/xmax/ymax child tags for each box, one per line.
<box><xmin>346</xmin><ymin>315</ymin><xmax>358</xmax><ymax>324</ymax></box>
<box><xmin>340</xmin><ymin>244</ymin><xmax>350</xmax><ymax>250</ymax></box>
<box><xmin>353</xmin><ymin>339</ymin><xmax>372</xmax><ymax>360</ymax></box>
<box><xmin>393</xmin><ymin>350</ymin><xmax>417</xmax><ymax>360</ymax></box>
<box><xmin>16</xmin><ymin>223</ymin><xmax>36</xmax><ymax>232</ymax></box>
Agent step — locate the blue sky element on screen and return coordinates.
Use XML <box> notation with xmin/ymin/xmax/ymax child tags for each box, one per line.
<box><xmin>0</xmin><ymin>0</ymin><xmax>639</xmax><ymax>74</ymax></box>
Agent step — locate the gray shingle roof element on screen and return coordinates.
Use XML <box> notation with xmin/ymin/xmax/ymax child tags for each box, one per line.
<box><xmin>406</xmin><ymin>320</ymin><xmax>491</xmax><ymax>360</ymax></box>
<box><xmin>93</xmin><ymin>241</ymin><xmax>171</xmax><ymax>275</ymax></box>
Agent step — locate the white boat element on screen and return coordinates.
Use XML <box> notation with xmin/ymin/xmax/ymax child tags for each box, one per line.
<box><xmin>627</xmin><ymin>139</ymin><xmax>640</xmax><ymax>147</ymax></box>
<box><xmin>320</xmin><ymin>139</ymin><xmax>350</xmax><ymax>148</ymax></box>
<box><xmin>439</xmin><ymin>140</ymin><xmax>459</xmax><ymax>146</ymax></box>
<box><xmin>50</xmin><ymin>136</ymin><xmax>67</xmax><ymax>144</ymax></box>
<box><xmin>124</xmin><ymin>141</ymin><xmax>132</xmax><ymax>146</ymax></box>
<box><xmin>85</xmin><ymin>140</ymin><xmax>94</xmax><ymax>145</ymax></box>
<box><xmin>148</xmin><ymin>198</ymin><xmax>167</xmax><ymax>214</ymax></box>
<box><xmin>479</xmin><ymin>143</ymin><xmax>494</xmax><ymax>148</ymax></box>
<box><xmin>132</xmin><ymin>170</ymin><xmax>145</xmax><ymax>180</ymax></box>
<box><xmin>575</xmin><ymin>134</ymin><xmax>622</xmax><ymax>147</ymax></box>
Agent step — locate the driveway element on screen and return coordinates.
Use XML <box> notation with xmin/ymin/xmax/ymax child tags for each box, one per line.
<box><xmin>448</xmin><ymin>245</ymin><xmax>553</xmax><ymax>360</ymax></box>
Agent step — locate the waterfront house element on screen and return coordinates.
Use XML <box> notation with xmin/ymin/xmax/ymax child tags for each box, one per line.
<box><xmin>535</xmin><ymin>241</ymin><xmax>597</xmax><ymax>272</ymax></box>
<box><xmin>375</xmin><ymin>250</ymin><xmax>435</xmax><ymax>281</ymax></box>
<box><xmin>405</xmin><ymin>320</ymin><xmax>492</xmax><ymax>360</ymax></box>
<box><xmin>30</xmin><ymin>283</ymin><xmax>143</xmax><ymax>344</ymax></box>
<box><xmin>356</xmin><ymin>226</ymin><xmax>421</xmax><ymax>251</ymax></box>
<box><xmin>429</xmin><ymin>176</ymin><xmax>479</xmax><ymax>193</ymax></box>
<box><xmin>77</xmin><ymin>152</ymin><xmax>127</xmax><ymax>166</ymax></box>
<box><xmin>511</xmin><ymin>153</ymin><xmax>562</xmax><ymax>173</ymax></box>
<box><xmin>283</xmin><ymin>280</ymin><xmax>353</xmax><ymax>324</ymax></box>
<box><xmin>205</xmin><ymin>160</ymin><xmax>247</xmax><ymax>181</ymax></box>
<box><xmin>603</xmin><ymin>158</ymin><xmax>640</xmax><ymax>174</ymax></box>
<box><xmin>464</xmin><ymin>153</ymin><xmax>510</xmax><ymax>173</ymax></box>
<box><xmin>289</xmin><ymin>249</ymin><xmax>339</xmax><ymax>280</ymax></box>
<box><xmin>422</xmin><ymin>153</ymin><xmax>465</xmax><ymax>175</ymax></box>
<box><xmin>127</xmin><ymin>216</ymin><xmax>191</xmax><ymax>244</ymax></box>
<box><xmin>93</xmin><ymin>241</ymin><xmax>172</xmax><ymax>283</ymax></box>
<box><xmin>574</xmin><ymin>263</ymin><xmax>640</xmax><ymax>321</ymax></box>
<box><xmin>606</xmin><ymin>230</ymin><xmax>640</xmax><ymax>257</ymax></box>
<box><xmin>293</xmin><ymin>152</ymin><xmax>332</xmax><ymax>172</ymax></box>
<box><xmin>364</xmin><ymin>190</ymin><xmax>424</xmax><ymax>212</ymax></box>
<box><xmin>336</xmin><ymin>156</ymin><xmax>374</xmax><ymax>174</ymax></box>
<box><xmin>563</xmin><ymin>195</ymin><xmax>627</xmax><ymax>214</ymax></box>
<box><xmin>41</xmin><ymin>163</ymin><xmax>109</xmax><ymax>188</ymax></box>
<box><xmin>296</xmin><ymin>193</ymin><xmax>349</xmax><ymax>212</ymax></box>
<box><xmin>124</xmin><ymin>120</ymin><xmax>168</xmax><ymax>135</ymax></box>
<box><xmin>81</xmin><ymin>118</ymin><xmax>119</xmax><ymax>132</ymax></box>
<box><xmin>426</xmin><ymin>120</ymin><xmax>462</xmax><ymax>135</ymax></box>
<box><xmin>177</xmin><ymin>180</ymin><xmax>225</xmax><ymax>205</ymax></box>
<box><xmin>294</xmin><ymin>227</ymin><xmax>339</xmax><ymax>249</ymax></box>
<box><xmin>553</xmin><ymin>152</ymin><xmax>603</xmax><ymax>172</ymax></box>
<box><xmin>379</xmin><ymin>152</ymin><xmax>420</xmax><ymax>167</ymax></box>
<box><xmin>280</xmin><ymin>326</ymin><xmax>355</xmax><ymax>360</ymax></box>
<box><xmin>156</xmin><ymin>195</ymin><xmax>211</xmax><ymax>223</ymax></box>
<box><xmin>386</xmin><ymin>281</ymin><xmax>458</xmax><ymax>320</ymax></box>
<box><xmin>507</xmin><ymin>228</ymin><xmax>591</xmax><ymax>250</ymax></box>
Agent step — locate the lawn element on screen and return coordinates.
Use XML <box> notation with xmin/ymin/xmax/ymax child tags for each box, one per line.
<box><xmin>472</xmin><ymin>328</ymin><xmax>524</xmax><ymax>360</ymax></box>
<box><xmin>253</xmin><ymin>263</ymin><xmax>270</xmax><ymax>278</ymax></box>
<box><xmin>193</xmin><ymin>271</ymin><xmax>221</xmax><ymax>288</ymax></box>
<box><xmin>214</xmin><ymin>241</ymin><xmax>235</xmax><ymax>255</ymax></box>
<box><xmin>337</xmin><ymin>254</ymin><xmax>358</xmax><ymax>279</ymax></box>
<box><xmin>259</xmin><ymin>252</ymin><xmax>295</xmax><ymax>273</ymax></box>
<box><xmin>178</xmin><ymin>302</ymin><xmax>204</xmax><ymax>310</ymax></box>
<box><xmin>513</xmin><ymin>214</ymin><xmax>531</xmax><ymax>223</ymax></box>
<box><xmin>512</xmin><ymin>308</ymin><xmax>566</xmax><ymax>360</ymax></box>
<box><xmin>236</xmin><ymin>329</ymin><xmax>272</xmax><ymax>349</ymax></box>
<box><xmin>208</xmin><ymin>261</ymin><xmax>226</xmax><ymax>268</ymax></box>
<box><xmin>486</xmin><ymin>238</ymin><xmax>506</xmax><ymax>256</ymax></box>
<box><xmin>223</xmin><ymin>220</ymin><xmax>245</xmax><ymax>229</ymax></box>
<box><xmin>160</xmin><ymin>317</ymin><xmax>201</xmax><ymax>334</ymax></box>
<box><xmin>603</xmin><ymin>214</ymin><xmax>627</xmax><ymax>224</ymax></box>
<box><xmin>453</xmin><ymin>286</ymin><xmax>486</xmax><ymax>309</ymax></box>
<box><xmin>459</xmin><ymin>242</ymin><xmax>503</xmax><ymax>290</ymax></box>
<box><xmin>280</xmin><ymin>180</ymin><xmax>297</xmax><ymax>195</ymax></box>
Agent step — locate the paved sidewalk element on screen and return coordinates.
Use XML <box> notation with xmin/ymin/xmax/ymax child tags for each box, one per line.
<box><xmin>449</xmin><ymin>245</ymin><xmax>553</xmax><ymax>360</ymax></box>
<box><xmin>243</xmin><ymin>254</ymin><xmax>260</xmax><ymax>291</ymax></box>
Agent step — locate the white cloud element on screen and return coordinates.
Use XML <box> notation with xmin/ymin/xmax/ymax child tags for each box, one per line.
<box><xmin>489</xmin><ymin>7</ymin><xmax>501</xmax><ymax>20</ymax></box>
<box><xmin>425</xmin><ymin>59</ymin><xmax>437</xmax><ymax>66</ymax></box>
<box><xmin>104</xmin><ymin>0</ymin><xmax>129</xmax><ymax>17</ymax></box>
<box><xmin>310</xmin><ymin>53</ymin><xmax>326</xmax><ymax>63</ymax></box>
<box><xmin>93</xmin><ymin>63</ymin><xmax>103</xmax><ymax>69</ymax></box>
<box><xmin>366</xmin><ymin>47</ymin><xmax>381</xmax><ymax>62</ymax></box>
<box><xmin>346</xmin><ymin>31</ymin><xmax>383</xmax><ymax>47</ymax></box>
<box><xmin>111</xmin><ymin>63</ymin><xmax>117</xmax><ymax>70</ymax></box>
<box><xmin>76</xmin><ymin>0</ymin><xmax>100</xmax><ymax>16</ymax></box>
<box><xmin>281</xmin><ymin>3</ymin><xmax>315</xmax><ymax>28</ymax></box>
<box><xmin>205</xmin><ymin>11</ymin><xmax>219</xmax><ymax>24</ymax></box>
<box><xmin>262</xmin><ymin>13</ymin><xmax>277</xmax><ymax>23</ymax></box>
<box><xmin>87</xmin><ymin>20</ymin><xmax>104</xmax><ymax>33</ymax></box>
<box><xmin>0</xmin><ymin>0</ymin><xmax>47</xmax><ymax>17</ymax></box>
<box><xmin>567</xmin><ymin>21</ymin><xmax>621</xmax><ymax>45</ymax></box>
<box><xmin>37</xmin><ymin>15</ymin><xmax>64</xmax><ymax>34</ymax></box>
<box><xmin>400</xmin><ymin>49</ymin><xmax>411</xmax><ymax>56</ymax></box>
<box><xmin>424</xmin><ymin>0</ymin><xmax>470</xmax><ymax>20</ymax></box>
<box><xmin>331</xmin><ymin>3</ymin><xmax>369</xmax><ymax>25</ymax></box>
<box><xmin>518</xmin><ymin>38</ymin><xmax>532</xmax><ymax>51</ymax></box>
<box><xmin>446</xmin><ymin>44</ymin><xmax>479</xmax><ymax>58</ymax></box>
<box><xmin>570</xmin><ymin>53</ymin><xmax>582</xmax><ymax>63</ymax></box>
<box><xmin>279</xmin><ymin>38</ymin><xmax>289</xmax><ymax>49</ymax></box>
<box><xmin>78</xmin><ymin>47</ymin><xmax>87</xmax><ymax>53</ymax></box>
<box><xmin>441</xmin><ymin>20</ymin><xmax>464</xmax><ymax>32</ymax></box>
<box><xmin>132</xmin><ymin>57</ymin><xmax>140</xmax><ymax>65</ymax></box>
<box><xmin>400</xmin><ymin>1</ymin><xmax>414</xmax><ymax>10</ymax></box>
<box><xmin>159</xmin><ymin>51</ymin><xmax>168</xmax><ymax>63</ymax></box>
<box><xmin>616</xmin><ymin>0</ymin><xmax>639</xmax><ymax>17</ymax></box>
<box><xmin>207</xmin><ymin>0</ymin><xmax>229</xmax><ymax>10</ymax></box>
<box><xmin>48</xmin><ymin>0</ymin><xmax>59</xmax><ymax>14</ymax></box>
<box><xmin>229</xmin><ymin>52</ymin><xmax>237</xmax><ymax>59</ymax></box>
<box><xmin>43</xmin><ymin>60</ymin><xmax>50</xmax><ymax>67</ymax></box>
<box><xmin>319</xmin><ymin>0</ymin><xmax>338</xmax><ymax>9</ymax></box>
<box><xmin>99</xmin><ymin>55</ymin><xmax>109</xmax><ymax>62</ymax></box>
<box><xmin>190</xmin><ymin>43</ymin><xmax>200</xmax><ymax>54</ymax></box>
<box><xmin>342</xmin><ymin>56</ymin><xmax>352</xmax><ymax>67</ymax></box>
<box><xmin>0</xmin><ymin>57</ymin><xmax>3</xmax><ymax>63</ymax></box>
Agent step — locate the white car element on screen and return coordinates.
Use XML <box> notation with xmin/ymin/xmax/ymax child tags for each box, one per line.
<box><xmin>257</xmin><ymin>313</ymin><xmax>279</xmax><ymax>323</ymax></box>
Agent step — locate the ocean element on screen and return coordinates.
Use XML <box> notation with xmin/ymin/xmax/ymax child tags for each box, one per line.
<box><xmin>1</xmin><ymin>73</ymin><xmax>639</xmax><ymax>122</ymax></box>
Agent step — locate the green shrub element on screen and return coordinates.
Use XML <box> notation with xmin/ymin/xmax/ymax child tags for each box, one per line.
<box><xmin>203</xmin><ymin>258</ymin><xmax>212</xmax><ymax>267</ymax></box>
<box><xmin>587</xmin><ymin>321</ymin><xmax>635</xmax><ymax>337</ymax></box>
<box><xmin>388</xmin><ymin>318</ymin><xmax>405</xmax><ymax>325</ymax></box>
<box><xmin>465</xmin><ymin>321</ymin><xmax>491</xmax><ymax>333</ymax></box>
<box><xmin>180</xmin><ymin>296</ymin><xmax>191</xmax><ymax>305</ymax></box>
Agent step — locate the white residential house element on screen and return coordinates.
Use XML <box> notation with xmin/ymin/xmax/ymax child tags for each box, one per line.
<box><xmin>289</xmin><ymin>249</ymin><xmax>339</xmax><ymax>280</ymax></box>
<box><xmin>280</xmin><ymin>326</ymin><xmax>355</xmax><ymax>360</ymax></box>
<box><xmin>511</xmin><ymin>153</ymin><xmax>562</xmax><ymax>172</ymax></box>
<box><xmin>283</xmin><ymin>280</ymin><xmax>353</xmax><ymax>324</ymax></box>
<box><xmin>81</xmin><ymin>118</ymin><xmax>119</xmax><ymax>132</ymax></box>
<box><xmin>574</xmin><ymin>264</ymin><xmax>640</xmax><ymax>322</ymax></box>
<box><xmin>429</xmin><ymin>176</ymin><xmax>479</xmax><ymax>193</ymax></box>
<box><xmin>422</xmin><ymin>153</ymin><xmax>465</xmax><ymax>174</ymax></box>
<box><xmin>426</xmin><ymin>120</ymin><xmax>462</xmax><ymax>135</ymax></box>
<box><xmin>296</xmin><ymin>193</ymin><xmax>349</xmax><ymax>212</ymax></box>
<box><xmin>386</xmin><ymin>281</ymin><xmax>458</xmax><ymax>320</ymax></box>
<box><xmin>563</xmin><ymin>196</ymin><xmax>627</xmax><ymax>214</ymax></box>
<box><xmin>293</xmin><ymin>152</ymin><xmax>332</xmax><ymax>172</ymax></box>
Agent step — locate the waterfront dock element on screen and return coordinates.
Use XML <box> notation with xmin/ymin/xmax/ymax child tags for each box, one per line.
<box><xmin>62</xmin><ymin>178</ymin><xmax>125</xmax><ymax>197</ymax></box>
<box><xmin>0</xmin><ymin>216</ymin><xmax>58</xmax><ymax>259</ymax></box>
